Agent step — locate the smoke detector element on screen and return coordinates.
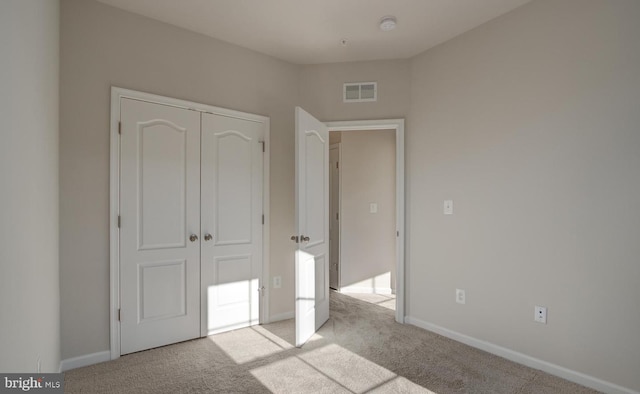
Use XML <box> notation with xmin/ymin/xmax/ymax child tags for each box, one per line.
<box><xmin>379</xmin><ymin>16</ymin><xmax>397</xmax><ymax>31</ymax></box>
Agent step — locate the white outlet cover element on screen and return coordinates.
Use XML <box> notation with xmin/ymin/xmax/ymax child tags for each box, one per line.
<box><xmin>456</xmin><ymin>288</ymin><xmax>465</xmax><ymax>304</ymax></box>
<box><xmin>444</xmin><ymin>200</ymin><xmax>453</xmax><ymax>215</ymax></box>
<box><xmin>370</xmin><ymin>203</ymin><xmax>378</xmax><ymax>213</ymax></box>
<box><xmin>273</xmin><ymin>276</ymin><xmax>282</xmax><ymax>289</ymax></box>
<box><xmin>534</xmin><ymin>306</ymin><xmax>547</xmax><ymax>324</ymax></box>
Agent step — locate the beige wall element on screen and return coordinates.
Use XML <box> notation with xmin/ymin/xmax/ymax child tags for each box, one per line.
<box><xmin>407</xmin><ymin>0</ymin><xmax>640</xmax><ymax>390</ymax></box>
<box><xmin>329</xmin><ymin>131</ymin><xmax>342</xmax><ymax>145</ymax></box>
<box><xmin>0</xmin><ymin>0</ymin><xmax>60</xmax><ymax>372</ymax></box>
<box><xmin>340</xmin><ymin>131</ymin><xmax>396</xmax><ymax>293</ymax></box>
<box><xmin>59</xmin><ymin>0</ymin><xmax>299</xmax><ymax>359</ymax></box>
<box><xmin>299</xmin><ymin>60</ymin><xmax>410</xmax><ymax>121</ymax></box>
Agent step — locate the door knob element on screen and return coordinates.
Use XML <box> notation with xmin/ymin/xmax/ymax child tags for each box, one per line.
<box><xmin>204</xmin><ymin>233</ymin><xmax>213</xmax><ymax>241</ymax></box>
<box><xmin>189</xmin><ymin>234</ymin><xmax>198</xmax><ymax>242</ymax></box>
<box><xmin>301</xmin><ymin>235</ymin><xmax>310</xmax><ymax>242</ymax></box>
<box><xmin>290</xmin><ymin>235</ymin><xmax>299</xmax><ymax>243</ymax></box>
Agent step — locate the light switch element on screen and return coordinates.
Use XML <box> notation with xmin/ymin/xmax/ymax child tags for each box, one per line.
<box><xmin>370</xmin><ymin>203</ymin><xmax>378</xmax><ymax>213</ymax></box>
<box><xmin>444</xmin><ymin>200</ymin><xmax>453</xmax><ymax>215</ymax></box>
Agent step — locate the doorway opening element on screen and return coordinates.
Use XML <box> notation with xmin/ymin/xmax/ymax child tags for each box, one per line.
<box><xmin>328</xmin><ymin>129</ymin><xmax>397</xmax><ymax>312</ymax></box>
<box><xmin>326</xmin><ymin>119</ymin><xmax>405</xmax><ymax>323</ymax></box>
<box><xmin>293</xmin><ymin>110</ymin><xmax>404</xmax><ymax>347</ymax></box>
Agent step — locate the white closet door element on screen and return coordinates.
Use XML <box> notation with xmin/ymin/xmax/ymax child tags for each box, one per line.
<box><xmin>200</xmin><ymin>113</ymin><xmax>264</xmax><ymax>336</ymax></box>
<box><xmin>120</xmin><ymin>98</ymin><xmax>201</xmax><ymax>355</ymax></box>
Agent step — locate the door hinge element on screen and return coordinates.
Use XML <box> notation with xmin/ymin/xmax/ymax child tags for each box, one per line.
<box><xmin>336</xmin><ymin>212</ymin><xmax>339</xmax><ymax>220</ymax></box>
<box><xmin>262</xmin><ymin>214</ymin><xmax>264</xmax><ymax>225</ymax></box>
<box><xmin>336</xmin><ymin>162</ymin><xmax>339</xmax><ymax>169</ymax></box>
<box><xmin>260</xmin><ymin>141</ymin><xmax>265</xmax><ymax>153</ymax></box>
<box><xmin>117</xmin><ymin>215</ymin><xmax>121</xmax><ymax>228</ymax></box>
<box><xmin>118</xmin><ymin>122</ymin><xmax>121</xmax><ymax>135</ymax></box>
<box><xmin>397</xmin><ymin>231</ymin><xmax>400</xmax><ymax>237</ymax></box>
<box><xmin>118</xmin><ymin>309</ymin><xmax>121</xmax><ymax>321</ymax></box>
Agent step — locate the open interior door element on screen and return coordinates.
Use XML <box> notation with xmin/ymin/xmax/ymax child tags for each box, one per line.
<box><xmin>294</xmin><ymin>107</ymin><xmax>330</xmax><ymax>347</ymax></box>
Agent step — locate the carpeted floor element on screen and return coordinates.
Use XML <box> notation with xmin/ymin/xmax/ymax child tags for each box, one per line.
<box><xmin>65</xmin><ymin>292</ymin><xmax>599</xmax><ymax>393</ymax></box>
<box><xmin>341</xmin><ymin>292</ymin><xmax>396</xmax><ymax>311</ymax></box>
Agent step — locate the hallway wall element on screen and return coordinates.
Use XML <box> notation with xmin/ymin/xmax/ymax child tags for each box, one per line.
<box><xmin>340</xmin><ymin>130</ymin><xmax>396</xmax><ymax>294</ymax></box>
<box><xmin>0</xmin><ymin>0</ymin><xmax>61</xmax><ymax>373</ymax></box>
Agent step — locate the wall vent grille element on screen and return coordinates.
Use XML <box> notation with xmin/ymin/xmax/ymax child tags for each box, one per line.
<box><xmin>343</xmin><ymin>82</ymin><xmax>377</xmax><ymax>103</ymax></box>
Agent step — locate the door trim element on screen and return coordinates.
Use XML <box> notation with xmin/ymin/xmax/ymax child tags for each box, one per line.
<box><xmin>110</xmin><ymin>87</ymin><xmax>270</xmax><ymax>360</ymax></box>
<box><xmin>329</xmin><ymin>143</ymin><xmax>341</xmax><ymax>291</ymax></box>
<box><xmin>325</xmin><ymin>119</ymin><xmax>405</xmax><ymax>324</ymax></box>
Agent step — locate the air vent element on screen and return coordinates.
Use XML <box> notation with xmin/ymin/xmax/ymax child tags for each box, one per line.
<box><xmin>343</xmin><ymin>82</ymin><xmax>377</xmax><ymax>103</ymax></box>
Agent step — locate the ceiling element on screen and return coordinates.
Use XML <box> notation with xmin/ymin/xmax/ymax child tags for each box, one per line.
<box><xmin>96</xmin><ymin>0</ymin><xmax>532</xmax><ymax>65</ymax></box>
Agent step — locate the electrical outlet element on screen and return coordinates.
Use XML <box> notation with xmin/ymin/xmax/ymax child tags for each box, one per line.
<box><xmin>444</xmin><ymin>200</ymin><xmax>454</xmax><ymax>215</ymax></box>
<box><xmin>273</xmin><ymin>276</ymin><xmax>282</xmax><ymax>289</ymax></box>
<box><xmin>534</xmin><ymin>306</ymin><xmax>547</xmax><ymax>324</ymax></box>
<box><xmin>456</xmin><ymin>288</ymin><xmax>465</xmax><ymax>304</ymax></box>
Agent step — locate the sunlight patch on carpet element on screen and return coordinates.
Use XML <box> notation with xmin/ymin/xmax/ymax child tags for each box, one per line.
<box><xmin>209</xmin><ymin>327</ymin><xmax>285</xmax><ymax>364</ymax></box>
<box><xmin>251</xmin><ymin>357</ymin><xmax>351</xmax><ymax>393</ymax></box>
<box><xmin>250</xmin><ymin>325</ymin><xmax>295</xmax><ymax>350</ymax></box>
<box><xmin>250</xmin><ymin>343</ymin><xmax>436</xmax><ymax>393</ymax></box>
<box><xmin>299</xmin><ymin>344</ymin><xmax>396</xmax><ymax>392</ymax></box>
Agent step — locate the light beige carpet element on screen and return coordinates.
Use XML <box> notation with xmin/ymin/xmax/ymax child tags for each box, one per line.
<box><xmin>65</xmin><ymin>292</ymin><xmax>599</xmax><ymax>393</ymax></box>
<box><xmin>341</xmin><ymin>292</ymin><xmax>396</xmax><ymax>311</ymax></box>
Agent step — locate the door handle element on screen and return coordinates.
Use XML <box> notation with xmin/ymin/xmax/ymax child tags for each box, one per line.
<box><xmin>204</xmin><ymin>233</ymin><xmax>213</xmax><ymax>241</ymax></box>
<box><xmin>189</xmin><ymin>234</ymin><xmax>198</xmax><ymax>242</ymax></box>
<box><xmin>291</xmin><ymin>235</ymin><xmax>310</xmax><ymax>243</ymax></box>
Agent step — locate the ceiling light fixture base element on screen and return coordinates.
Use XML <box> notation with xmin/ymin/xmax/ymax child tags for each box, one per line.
<box><xmin>379</xmin><ymin>16</ymin><xmax>397</xmax><ymax>31</ymax></box>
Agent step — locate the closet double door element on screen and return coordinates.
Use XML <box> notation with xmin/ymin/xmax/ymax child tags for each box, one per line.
<box><xmin>119</xmin><ymin>98</ymin><xmax>264</xmax><ymax>355</ymax></box>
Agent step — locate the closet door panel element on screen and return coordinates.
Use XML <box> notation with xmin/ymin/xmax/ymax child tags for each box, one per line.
<box><xmin>119</xmin><ymin>98</ymin><xmax>201</xmax><ymax>354</ymax></box>
<box><xmin>201</xmin><ymin>113</ymin><xmax>263</xmax><ymax>335</ymax></box>
<box><xmin>214</xmin><ymin>131</ymin><xmax>253</xmax><ymax>245</ymax></box>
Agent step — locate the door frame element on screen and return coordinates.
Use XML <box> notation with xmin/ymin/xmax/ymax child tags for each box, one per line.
<box><xmin>109</xmin><ymin>87</ymin><xmax>270</xmax><ymax>359</ymax></box>
<box><xmin>325</xmin><ymin>119</ymin><xmax>405</xmax><ymax>324</ymax></box>
<box><xmin>328</xmin><ymin>143</ymin><xmax>342</xmax><ymax>291</ymax></box>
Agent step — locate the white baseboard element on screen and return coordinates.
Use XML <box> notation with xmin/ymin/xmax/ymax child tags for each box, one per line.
<box><xmin>269</xmin><ymin>311</ymin><xmax>294</xmax><ymax>323</ymax></box>
<box><xmin>60</xmin><ymin>350</ymin><xmax>111</xmax><ymax>372</ymax></box>
<box><xmin>405</xmin><ymin>316</ymin><xmax>638</xmax><ymax>394</ymax></box>
<box><xmin>340</xmin><ymin>286</ymin><xmax>393</xmax><ymax>295</ymax></box>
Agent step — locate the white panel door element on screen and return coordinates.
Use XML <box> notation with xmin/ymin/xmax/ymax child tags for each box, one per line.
<box><xmin>329</xmin><ymin>144</ymin><xmax>340</xmax><ymax>290</ymax></box>
<box><xmin>201</xmin><ymin>113</ymin><xmax>264</xmax><ymax>336</ymax></box>
<box><xmin>295</xmin><ymin>107</ymin><xmax>329</xmax><ymax>347</ymax></box>
<box><xmin>120</xmin><ymin>98</ymin><xmax>201</xmax><ymax>355</ymax></box>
